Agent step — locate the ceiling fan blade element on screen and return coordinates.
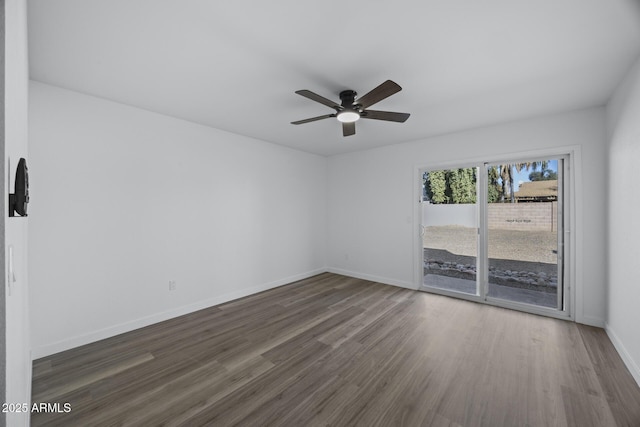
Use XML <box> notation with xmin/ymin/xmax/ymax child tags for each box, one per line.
<box><xmin>342</xmin><ymin>122</ymin><xmax>356</xmax><ymax>137</ymax></box>
<box><xmin>356</xmin><ymin>80</ymin><xmax>402</xmax><ymax>109</ymax></box>
<box><xmin>361</xmin><ymin>110</ymin><xmax>410</xmax><ymax>123</ymax></box>
<box><xmin>295</xmin><ymin>90</ymin><xmax>342</xmax><ymax>110</ymax></box>
<box><xmin>291</xmin><ymin>114</ymin><xmax>335</xmax><ymax>125</ymax></box>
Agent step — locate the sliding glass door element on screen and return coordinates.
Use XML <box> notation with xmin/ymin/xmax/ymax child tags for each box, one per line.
<box><xmin>422</xmin><ymin>167</ymin><xmax>479</xmax><ymax>296</ymax></box>
<box><xmin>485</xmin><ymin>158</ymin><xmax>564</xmax><ymax>311</ymax></box>
<box><xmin>420</xmin><ymin>155</ymin><xmax>569</xmax><ymax>318</ymax></box>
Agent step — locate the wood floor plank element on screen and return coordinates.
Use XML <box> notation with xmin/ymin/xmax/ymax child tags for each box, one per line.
<box><xmin>577</xmin><ymin>324</ymin><xmax>640</xmax><ymax>426</ymax></box>
<box><xmin>32</xmin><ymin>352</ymin><xmax>220</xmax><ymax>426</ymax></box>
<box><xmin>174</xmin><ymin>339</ymin><xmax>331</xmax><ymax>426</ymax></box>
<box><xmin>261</xmin><ymin>305</ymin><xmax>364</xmax><ymax>364</ymax></box>
<box><xmin>561</xmin><ymin>385</ymin><xmax>618</xmax><ymax>427</ymax></box>
<box><xmin>326</xmin><ymin>328</ymin><xmax>428</xmax><ymax>426</ymax></box>
<box><xmin>33</xmin><ymin>352</ymin><xmax>154</xmax><ymax>402</ymax></box>
<box><xmin>282</xmin><ymin>377</ymin><xmax>360</xmax><ymax>427</ymax></box>
<box><xmin>317</xmin><ymin>297</ymin><xmax>398</xmax><ymax>348</ymax></box>
<box><xmin>31</xmin><ymin>273</ymin><xmax>640</xmax><ymax>426</ymax></box>
<box><xmin>234</xmin><ymin>339</ymin><xmax>366</xmax><ymax>426</ymax></box>
<box><xmin>124</xmin><ymin>355</ymin><xmax>274</xmax><ymax>427</ymax></box>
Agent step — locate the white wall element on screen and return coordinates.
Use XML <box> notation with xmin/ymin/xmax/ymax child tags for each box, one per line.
<box><xmin>327</xmin><ymin>108</ymin><xmax>607</xmax><ymax>326</ymax></box>
<box><xmin>4</xmin><ymin>0</ymin><xmax>31</xmax><ymax>426</ymax></box>
<box><xmin>422</xmin><ymin>203</ymin><xmax>477</xmax><ymax>228</ymax></box>
<box><xmin>28</xmin><ymin>82</ymin><xmax>326</xmax><ymax>357</ymax></box>
<box><xmin>605</xmin><ymin>56</ymin><xmax>640</xmax><ymax>386</ymax></box>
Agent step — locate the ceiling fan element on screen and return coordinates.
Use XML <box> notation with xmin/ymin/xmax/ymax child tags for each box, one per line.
<box><xmin>291</xmin><ymin>80</ymin><xmax>410</xmax><ymax>137</ymax></box>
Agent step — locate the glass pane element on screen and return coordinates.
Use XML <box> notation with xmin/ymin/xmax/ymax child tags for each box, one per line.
<box><xmin>486</xmin><ymin>160</ymin><xmax>560</xmax><ymax>308</ymax></box>
<box><xmin>422</xmin><ymin>168</ymin><xmax>478</xmax><ymax>295</ymax></box>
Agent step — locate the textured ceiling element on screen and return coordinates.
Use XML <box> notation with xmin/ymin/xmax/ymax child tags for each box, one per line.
<box><xmin>28</xmin><ymin>0</ymin><xmax>640</xmax><ymax>156</ymax></box>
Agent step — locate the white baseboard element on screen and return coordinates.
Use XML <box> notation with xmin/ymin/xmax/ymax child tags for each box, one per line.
<box><xmin>326</xmin><ymin>267</ymin><xmax>416</xmax><ymax>290</ymax></box>
<box><xmin>31</xmin><ymin>268</ymin><xmax>326</xmax><ymax>359</ymax></box>
<box><xmin>605</xmin><ymin>323</ymin><xmax>640</xmax><ymax>388</ymax></box>
<box><xmin>577</xmin><ymin>314</ymin><xmax>606</xmax><ymax>328</ymax></box>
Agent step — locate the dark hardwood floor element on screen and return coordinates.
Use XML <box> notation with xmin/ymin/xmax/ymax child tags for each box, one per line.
<box><xmin>31</xmin><ymin>273</ymin><xmax>640</xmax><ymax>426</ymax></box>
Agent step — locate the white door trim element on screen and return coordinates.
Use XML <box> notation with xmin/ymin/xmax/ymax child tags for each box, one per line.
<box><xmin>414</xmin><ymin>146</ymin><xmax>579</xmax><ymax>321</ymax></box>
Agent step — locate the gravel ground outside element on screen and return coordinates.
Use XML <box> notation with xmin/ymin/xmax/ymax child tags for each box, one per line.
<box><xmin>423</xmin><ymin>225</ymin><xmax>559</xmax><ymax>293</ymax></box>
<box><xmin>423</xmin><ymin>225</ymin><xmax>558</xmax><ymax>264</ymax></box>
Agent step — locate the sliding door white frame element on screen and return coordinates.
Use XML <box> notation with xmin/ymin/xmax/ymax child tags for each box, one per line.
<box><xmin>414</xmin><ymin>147</ymin><xmax>577</xmax><ymax>321</ymax></box>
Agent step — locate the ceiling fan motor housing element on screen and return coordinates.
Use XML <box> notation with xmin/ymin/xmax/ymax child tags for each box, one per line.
<box><xmin>339</xmin><ymin>90</ymin><xmax>358</xmax><ymax>109</ymax></box>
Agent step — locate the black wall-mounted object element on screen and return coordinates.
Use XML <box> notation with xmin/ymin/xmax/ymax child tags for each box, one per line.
<box><xmin>9</xmin><ymin>158</ymin><xmax>29</xmax><ymax>217</ymax></box>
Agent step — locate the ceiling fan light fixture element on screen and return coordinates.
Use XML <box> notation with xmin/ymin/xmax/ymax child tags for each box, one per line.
<box><xmin>292</xmin><ymin>81</ymin><xmax>409</xmax><ymax>136</ymax></box>
<box><xmin>336</xmin><ymin>110</ymin><xmax>360</xmax><ymax>123</ymax></box>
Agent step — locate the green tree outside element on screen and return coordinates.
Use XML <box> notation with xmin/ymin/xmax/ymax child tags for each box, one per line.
<box><xmin>529</xmin><ymin>169</ymin><xmax>557</xmax><ymax>181</ymax></box>
<box><xmin>424</xmin><ymin>167</ymin><xmax>502</xmax><ymax>204</ymax></box>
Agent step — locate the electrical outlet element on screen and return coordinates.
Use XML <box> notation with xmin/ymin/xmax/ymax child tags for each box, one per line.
<box><xmin>169</xmin><ymin>280</ymin><xmax>177</xmax><ymax>291</ymax></box>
